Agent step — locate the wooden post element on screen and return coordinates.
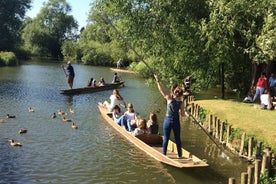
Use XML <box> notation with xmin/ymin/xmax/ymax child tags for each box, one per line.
<box><xmin>228</xmin><ymin>177</ymin><xmax>236</xmax><ymax>184</ymax></box>
<box><xmin>208</xmin><ymin>114</ymin><xmax>213</xmax><ymax>133</ymax></box>
<box><xmin>248</xmin><ymin>137</ymin><xmax>254</xmax><ymax>158</ymax></box>
<box><xmin>213</xmin><ymin>116</ymin><xmax>217</xmax><ymax>137</ymax></box>
<box><xmin>215</xmin><ymin>119</ymin><xmax>220</xmax><ymax>139</ymax></box>
<box><xmin>255</xmin><ymin>141</ymin><xmax>263</xmax><ymax>159</ymax></box>
<box><xmin>247</xmin><ymin>165</ymin><xmax>254</xmax><ymax>184</ymax></box>
<box><xmin>226</xmin><ymin>125</ymin><xmax>232</xmax><ymax>145</ymax></box>
<box><xmin>254</xmin><ymin>159</ymin><xmax>261</xmax><ymax>184</ymax></box>
<box><xmin>191</xmin><ymin>103</ymin><xmax>194</xmax><ymax>117</ymax></box>
<box><xmin>241</xmin><ymin>172</ymin><xmax>248</xmax><ymax>184</ymax></box>
<box><xmin>266</xmin><ymin>151</ymin><xmax>272</xmax><ymax>177</ymax></box>
<box><xmin>219</xmin><ymin>121</ymin><xmax>224</xmax><ymax>143</ymax></box>
<box><xmin>239</xmin><ymin>132</ymin><xmax>246</xmax><ymax>156</ymax></box>
<box><xmin>261</xmin><ymin>154</ymin><xmax>268</xmax><ymax>174</ymax></box>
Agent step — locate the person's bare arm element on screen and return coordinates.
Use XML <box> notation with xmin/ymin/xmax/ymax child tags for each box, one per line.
<box><xmin>154</xmin><ymin>74</ymin><xmax>168</xmax><ymax>98</ymax></box>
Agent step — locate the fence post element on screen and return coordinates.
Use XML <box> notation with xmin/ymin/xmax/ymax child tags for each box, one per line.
<box><xmin>254</xmin><ymin>159</ymin><xmax>261</xmax><ymax>184</ymax></box>
<box><xmin>239</xmin><ymin>132</ymin><xmax>246</xmax><ymax>156</ymax></box>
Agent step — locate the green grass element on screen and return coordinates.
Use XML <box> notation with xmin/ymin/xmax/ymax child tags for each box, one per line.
<box><xmin>196</xmin><ymin>99</ymin><xmax>276</xmax><ymax>150</ymax></box>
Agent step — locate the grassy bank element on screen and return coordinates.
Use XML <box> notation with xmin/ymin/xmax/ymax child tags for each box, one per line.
<box><xmin>196</xmin><ymin>99</ymin><xmax>276</xmax><ymax>150</ymax></box>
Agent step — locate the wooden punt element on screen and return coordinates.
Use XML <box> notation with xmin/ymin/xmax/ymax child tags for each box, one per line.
<box><xmin>110</xmin><ymin>68</ymin><xmax>137</xmax><ymax>74</ymax></box>
<box><xmin>61</xmin><ymin>82</ymin><xmax>124</xmax><ymax>95</ymax></box>
<box><xmin>98</xmin><ymin>104</ymin><xmax>208</xmax><ymax>168</ymax></box>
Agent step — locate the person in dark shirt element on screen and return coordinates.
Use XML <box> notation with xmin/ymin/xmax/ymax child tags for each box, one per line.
<box><xmin>64</xmin><ymin>61</ymin><xmax>75</xmax><ymax>89</ymax></box>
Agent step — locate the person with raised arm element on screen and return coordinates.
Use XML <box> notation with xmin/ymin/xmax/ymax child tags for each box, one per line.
<box><xmin>154</xmin><ymin>74</ymin><xmax>185</xmax><ymax>158</ymax></box>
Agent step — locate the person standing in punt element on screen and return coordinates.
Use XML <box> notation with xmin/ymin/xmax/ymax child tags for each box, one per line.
<box><xmin>64</xmin><ymin>61</ymin><xmax>75</xmax><ymax>89</ymax></box>
<box><xmin>154</xmin><ymin>74</ymin><xmax>185</xmax><ymax>158</ymax></box>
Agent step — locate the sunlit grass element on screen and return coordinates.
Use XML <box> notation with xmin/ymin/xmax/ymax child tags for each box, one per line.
<box><xmin>196</xmin><ymin>99</ymin><xmax>276</xmax><ymax>149</ymax></box>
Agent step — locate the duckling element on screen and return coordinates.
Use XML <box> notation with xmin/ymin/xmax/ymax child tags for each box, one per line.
<box><xmin>18</xmin><ymin>129</ymin><xmax>27</xmax><ymax>134</ymax></box>
<box><xmin>28</xmin><ymin>107</ymin><xmax>35</xmax><ymax>112</ymax></box>
<box><xmin>58</xmin><ymin>110</ymin><xmax>66</xmax><ymax>116</ymax></box>
<box><xmin>6</xmin><ymin>114</ymin><xmax>16</xmax><ymax>119</ymax></box>
<box><xmin>9</xmin><ymin>139</ymin><xmax>22</xmax><ymax>147</ymax></box>
<box><xmin>62</xmin><ymin>117</ymin><xmax>72</xmax><ymax>122</ymax></box>
<box><xmin>69</xmin><ymin>108</ymin><xmax>75</xmax><ymax>114</ymax></box>
<box><xmin>51</xmin><ymin>113</ymin><xmax>57</xmax><ymax>119</ymax></box>
<box><xmin>71</xmin><ymin>122</ymin><xmax>78</xmax><ymax>129</ymax></box>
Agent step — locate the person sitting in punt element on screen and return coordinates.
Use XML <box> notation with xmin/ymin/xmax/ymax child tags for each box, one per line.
<box><xmin>92</xmin><ymin>79</ymin><xmax>97</xmax><ymax>87</ymax></box>
<box><xmin>117</xmin><ymin>103</ymin><xmax>137</xmax><ymax>131</ymax></box>
<box><xmin>147</xmin><ymin>112</ymin><xmax>159</xmax><ymax>134</ymax></box>
<box><xmin>103</xmin><ymin>89</ymin><xmax>126</xmax><ymax>112</ymax></box>
<box><xmin>132</xmin><ymin>119</ymin><xmax>149</xmax><ymax>136</ymax></box>
<box><xmin>112</xmin><ymin>73</ymin><xmax>121</xmax><ymax>83</ymax></box>
<box><xmin>98</xmin><ymin>77</ymin><xmax>106</xmax><ymax>86</ymax></box>
<box><xmin>112</xmin><ymin>105</ymin><xmax>123</xmax><ymax>122</ymax></box>
<box><xmin>87</xmin><ymin>78</ymin><xmax>94</xmax><ymax>87</ymax></box>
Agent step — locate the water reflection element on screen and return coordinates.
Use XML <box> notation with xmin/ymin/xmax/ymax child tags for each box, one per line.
<box><xmin>0</xmin><ymin>62</ymin><xmax>247</xmax><ymax>183</ymax></box>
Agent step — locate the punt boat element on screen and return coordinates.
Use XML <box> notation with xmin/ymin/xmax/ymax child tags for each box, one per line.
<box><xmin>98</xmin><ymin>104</ymin><xmax>208</xmax><ymax>168</ymax></box>
<box><xmin>61</xmin><ymin>81</ymin><xmax>124</xmax><ymax>95</ymax></box>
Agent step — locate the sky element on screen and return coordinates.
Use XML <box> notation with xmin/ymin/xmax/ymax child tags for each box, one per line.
<box><xmin>26</xmin><ymin>0</ymin><xmax>93</xmax><ymax>29</ymax></box>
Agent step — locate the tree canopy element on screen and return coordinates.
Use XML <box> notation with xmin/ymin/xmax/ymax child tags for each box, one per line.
<box><xmin>22</xmin><ymin>0</ymin><xmax>78</xmax><ymax>58</ymax></box>
<box><xmin>0</xmin><ymin>0</ymin><xmax>31</xmax><ymax>51</ymax></box>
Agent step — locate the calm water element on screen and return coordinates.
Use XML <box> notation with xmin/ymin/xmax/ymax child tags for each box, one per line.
<box><xmin>0</xmin><ymin>61</ymin><xmax>247</xmax><ymax>183</ymax></box>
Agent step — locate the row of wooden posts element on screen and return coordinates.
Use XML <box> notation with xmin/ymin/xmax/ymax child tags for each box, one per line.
<box><xmin>184</xmin><ymin>96</ymin><xmax>275</xmax><ymax>184</ymax></box>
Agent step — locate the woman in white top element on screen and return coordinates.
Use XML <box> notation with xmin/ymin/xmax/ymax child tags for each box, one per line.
<box><xmin>117</xmin><ymin>103</ymin><xmax>137</xmax><ymax>131</ymax></box>
<box><xmin>103</xmin><ymin>89</ymin><xmax>126</xmax><ymax>112</ymax></box>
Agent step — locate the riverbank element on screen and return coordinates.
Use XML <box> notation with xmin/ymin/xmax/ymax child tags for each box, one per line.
<box><xmin>195</xmin><ymin>98</ymin><xmax>276</xmax><ymax>150</ymax></box>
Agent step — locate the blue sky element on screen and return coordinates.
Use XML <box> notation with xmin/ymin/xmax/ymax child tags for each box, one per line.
<box><xmin>26</xmin><ymin>0</ymin><xmax>93</xmax><ymax>29</ymax></box>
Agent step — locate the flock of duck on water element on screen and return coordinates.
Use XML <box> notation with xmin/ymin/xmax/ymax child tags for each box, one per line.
<box><xmin>2</xmin><ymin>107</ymin><xmax>78</xmax><ymax>147</ymax></box>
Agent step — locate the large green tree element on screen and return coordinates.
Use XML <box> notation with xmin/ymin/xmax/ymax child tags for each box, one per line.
<box><xmin>22</xmin><ymin>0</ymin><xmax>78</xmax><ymax>58</ymax></box>
<box><xmin>0</xmin><ymin>0</ymin><xmax>31</xmax><ymax>51</ymax></box>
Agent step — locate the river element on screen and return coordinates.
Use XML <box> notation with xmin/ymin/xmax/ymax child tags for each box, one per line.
<box><xmin>0</xmin><ymin>60</ymin><xmax>247</xmax><ymax>183</ymax></box>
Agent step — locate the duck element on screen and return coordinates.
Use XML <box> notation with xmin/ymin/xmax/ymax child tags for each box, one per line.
<box><xmin>58</xmin><ymin>110</ymin><xmax>66</xmax><ymax>116</ymax></box>
<box><xmin>71</xmin><ymin>122</ymin><xmax>78</xmax><ymax>129</ymax></box>
<box><xmin>69</xmin><ymin>108</ymin><xmax>75</xmax><ymax>114</ymax></box>
<box><xmin>9</xmin><ymin>139</ymin><xmax>22</xmax><ymax>147</ymax></box>
<box><xmin>18</xmin><ymin>129</ymin><xmax>27</xmax><ymax>134</ymax></box>
<box><xmin>6</xmin><ymin>114</ymin><xmax>16</xmax><ymax>119</ymax></box>
<box><xmin>51</xmin><ymin>113</ymin><xmax>57</xmax><ymax>119</ymax></box>
<box><xmin>0</xmin><ymin>119</ymin><xmax>6</xmax><ymax>123</ymax></box>
<box><xmin>28</xmin><ymin>107</ymin><xmax>35</xmax><ymax>112</ymax></box>
<box><xmin>62</xmin><ymin>117</ymin><xmax>72</xmax><ymax>122</ymax></box>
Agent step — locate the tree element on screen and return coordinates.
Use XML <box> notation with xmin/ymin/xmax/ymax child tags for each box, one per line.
<box><xmin>0</xmin><ymin>0</ymin><xmax>31</xmax><ymax>51</ymax></box>
<box><xmin>22</xmin><ymin>0</ymin><xmax>78</xmax><ymax>58</ymax></box>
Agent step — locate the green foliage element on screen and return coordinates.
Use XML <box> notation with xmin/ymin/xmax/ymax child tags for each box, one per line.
<box><xmin>260</xmin><ymin>170</ymin><xmax>276</xmax><ymax>184</ymax></box>
<box><xmin>0</xmin><ymin>0</ymin><xmax>31</xmax><ymax>51</ymax></box>
<box><xmin>0</xmin><ymin>52</ymin><xmax>17</xmax><ymax>66</ymax></box>
<box><xmin>22</xmin><ymin>0</ymin><xmax>78</xmax><ymax>58</ymax></box>
<box><xmin>198</xmin><ymin>108</ymin><xmax>208</xmax><ymax>123</ymax></box>
<box><xmin>229</xmin><ymin>127</ymin><xmax>243</xmax><ymax>142</ymax></box>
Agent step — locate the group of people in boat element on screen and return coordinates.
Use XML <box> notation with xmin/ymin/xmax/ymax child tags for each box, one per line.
<box><xmin>86</xmin><ymin>73</ymin><xmax>121</xmax><ymax>88</ymax></box>
<box><xmin>102</xmin><ymin>89</ymin><xmax>159</xmax><ymax>137</ymax></box>
<box><xmin>63</xmin><ymin>61</ymin><xmax>121</xmax><ymax>89</ymax></box>
<box><xmin>101</xmin><ymin>74</ymin><xmax>186</xmax><ymax>159</ymax></box>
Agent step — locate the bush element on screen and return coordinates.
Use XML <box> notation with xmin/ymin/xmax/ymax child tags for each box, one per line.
<box><xmin>0</xmin><ymin>52</ymin><xmax>17</xmax><ymax>66</ymax></box>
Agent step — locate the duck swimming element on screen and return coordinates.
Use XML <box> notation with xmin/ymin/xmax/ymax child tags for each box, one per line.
<box><xmin>51</xmin><ymin>113</ymin><xmax>57</xmax><ymax>119</ymax></box>
<box><xmin>71</xmin><ymin>122</ymin><xmax>78</xmax><ymax>129</ymax></box>
<box><xmin>18</xmin><ymin>129</ymin><xmax>27</xmax><ymax>134</ymax></box>
<box><xmin>6</xmin><ymin>114</ymin><xmax>16</xmax><ymax>119</ymax></box>
<box><xmin>69</xmin><ymin>108</ymin><xmax>75</xmax><ymax>114</ymax></box>
<box><xmin>62</xmin><ymin>117</ymin><xmax>72</xmax><ymax>122</ymax></box>
<box><xmin>28</xmin><ymin>107</ymin><xmax>35</xmax><ymax>112</ymax></box>
<box><xmin>58</xmin><ymin>110</ymin><xmax>66</xmax><ymax>116</ymax></box>
<box><xmin>9</xmin><ymin>139</ymin><xmax>22</xmax><ymax>146</ymax></box>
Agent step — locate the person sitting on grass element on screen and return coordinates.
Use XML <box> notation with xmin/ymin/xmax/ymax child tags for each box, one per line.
<box><xmin>260</xmin><ymin>89</ymin><xmax>273</xmax><ymax>110</ymax></box>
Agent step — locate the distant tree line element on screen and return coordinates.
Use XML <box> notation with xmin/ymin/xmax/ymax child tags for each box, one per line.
<box><xmin>0</xmin><ymin>0</ymin><xmax>275</xmax><ymax>96</ymax></box>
